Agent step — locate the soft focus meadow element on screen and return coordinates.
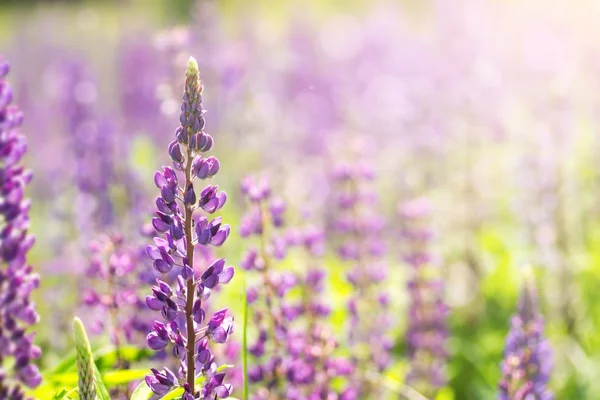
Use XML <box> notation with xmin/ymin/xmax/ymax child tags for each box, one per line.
<box><xmin>1</xmin><ymin>0</ymin><xmax>600</xmax><ymax>399</ymax></box>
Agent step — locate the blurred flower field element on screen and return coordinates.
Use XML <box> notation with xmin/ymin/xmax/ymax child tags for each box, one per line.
<box><xmin>2</xmin><ymin>0</ymin><xmax>600</xmax><ymax>399</ymax></box>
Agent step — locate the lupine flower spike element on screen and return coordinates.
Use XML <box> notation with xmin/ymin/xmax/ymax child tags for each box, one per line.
<box><xmin>400</xmin><ymin>197</ymin><xmax>448</xmax><ymax>398</ymax></box>
<box><xmin>0</xmin><ymin>59</ymin><xmax>42</xmax><ymax>400</ymax></box>
<box><xmin>145</xmin><ymin>57</ymin><xmax>234</xmax><ymax>399</ymax></box>
<box><xmin>82</xmin><ymin>233</ymin><xmax>155</xmax><ymax>366</ymax></box>
<box><xmin>498</xmin><ymin>272</ymin><xmax>553</xmax><ymax>400</ymax></box>
<box><xmin>240</xmin><ymin>177</ymin><xmax>354</xmax><ymax>399</ymax></box>
<box><xmin>330</xmin><ymin>158</ymin><xmax>390</xmax><ymax>398</ymax></box>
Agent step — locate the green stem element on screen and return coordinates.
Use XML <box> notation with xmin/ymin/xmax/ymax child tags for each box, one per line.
<box><xmin>257</xmin><ymin>202</ymin><xmax>283</xmax><ymax>399</ymax></box>
<box><xmin>184</xmin><ymin>143</ymin><xmax>197</xmax><ymax>394</ymax></box>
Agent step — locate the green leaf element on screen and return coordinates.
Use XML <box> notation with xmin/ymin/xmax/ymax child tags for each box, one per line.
<box><xmin>51</xmin><ymin>388</ymin><xmax>68</xmax><ymax>399</ymax></box>
<box><xmin>51</xmin><ymin>387</ymin><xmax>78</xmax><ymax>400</ymax></box>
<box><xmin>29</xmin><ymin>381</ymin><xmax>71</xmax><ymax>399</ymax></box>
<box><xmin>94</xmin><ymin>345</ymin><xmax>153</xmax><ymax>370</ymax></box>
<box><xmin>73</xmin><ymin>318</ymin><xmax>97</xmax><ymax>400</ymax></box>
<box><xmin>130</xmin><ymin>379</ymin><xmax>154</xmax><ymax>400</ymax></box>
<box><xmin>161</xmin><ymin>387</ymin><xmax>184</xmax><ymax>400</ymax></box>
<box><xmin>46</xmin><ymin>344</ymin><xmax>151</xmax><ymax>378</ymax></box>
<box><xmin>130</xmin><ymin>135</ymin><xmax>159</xmax><ymax>178</ymax></box>
<box><xmin>51</xmin><ymin>351</ymin><xmax>78</xmax><ymax>374</ymax></box>
<box><xmin>213</xmin><ymin>364</ymin><xmax>235</xmax><ymax>375</ymax></box>
<box><xmin>101</xmin><ymin>369</ymin><xmax>149</xmax><ymax>386</ymax></box>
<box><xmin>94</xmin><ymin>361</ymin><xmax>116</xmax><ymax>400</ymax></box>
<box><xmin>435</xmin><ymin>387</ymin><xmax>456</xmax><ymax>400</ymax></box>
<box><xmin>45</xmin><ymin>369</ymin><xmax>149</xmax><ymax>387</ymax></box>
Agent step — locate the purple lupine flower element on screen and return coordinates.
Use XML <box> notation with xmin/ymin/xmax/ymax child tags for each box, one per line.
<box><xmin>59</xmin><ymin>60</ymin><xmax>115</xmax><ymax>231</ymax></box>
<box><xmin>118</xmin><ymin>34</ymin><xmax>168</xmax><ymax>140</ymax></box>
<box><xmin>329</xmin><ymin>159</ymin><xmax>390</xmax><ymax>397</ymax></box>
<box><xmin>239</xmin><ymin>176</ymin><xmax>288</xmax><ymax>398</ymax></box>
<box><xmin>498</xmin><ymin>278</ymin><xmax>553</xmax><ymax>400</ymax></box>
<box><xmin>241</xmin><ymin>176</ymin><xmax>353</xmax><ymax>399</ymax></box>
<box><xmin>0</xmin><ymin>58</ymin><xmax>42</xmax><ymax>399</ymax></box>
<box><xmin>400</xmin><ymin>197</ymin><xmax>448</xmax><ymax>397</ymax></box>
<box><xmin>145</xmin><ymin>57</ymin><xmax>234</xmax><ymax>398</ymax></box>
<box><xmin>82</xmin><ymin>233</ymin><xmax>155</xmax><ymax>366</ymax></box>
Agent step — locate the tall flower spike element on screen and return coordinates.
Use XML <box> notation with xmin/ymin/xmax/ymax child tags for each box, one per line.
<box><xmin>240</xmin><ymin>177</ymin><xmax>354</xmax><ymax>399</ymax></box>
<box><xmin>0</xmin><ymin>59</ymin><xmax>42</xmax><ymax>399</ymax></box>
<box><xmin>330</xmin><ymin>157</ymin><xmax>390</xmax><ymax>398</ymax></box>
<box><xmin>82</xmin><ymin>232</ymin><xmax>156</xmax><ymax>371</ymax></box>
<box><xmin>145</xmin><ymin>56</ymin><xmax>234</xmax><ymax>398</ymax></box>
<box><xmin>498</xmin><ymin>273</ymin><xmax>553</xmax><ymax>400</ymax></box>
<box><xmin>400</xmin><ymin>197</ymin><xmax>448</xmax><ymax>398</ymax></box>
<box><xmin>60</xmin><ymin>61</ymin><xmax>115</xmax><ymax>231</ymax></box>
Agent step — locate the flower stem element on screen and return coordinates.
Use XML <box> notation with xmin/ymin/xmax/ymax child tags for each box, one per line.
<box><xmin>184</xmin><ymin>145</ymin><xmax>197</xmax><ymax>394</ymax></box>
<box><xmin>257</xmin><ymin>202</ymin><xmax>283</xmax><ymax>398</ymax></box>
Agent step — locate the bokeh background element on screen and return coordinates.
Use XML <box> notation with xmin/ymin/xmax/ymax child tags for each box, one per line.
<box><xmin>2</xmin><ymin>0</ymin><xmax>600</xmax><ymax>398</ymax></box>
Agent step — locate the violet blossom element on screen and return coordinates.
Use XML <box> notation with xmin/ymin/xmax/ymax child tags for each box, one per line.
<box><xmin>144</xmin><ymin>57</ymin><xmax>234</xmax><ymax>399</ymax></box>
<box><xmin>330</xmin><ymin>159</ymin><xmax>390</xmax><ymax>398</ymax></box>
<box><xmin>498</xmin><ymin>277</ymin><xmax>553</xmax><ymax>400</ymax></box>
<box><xmin>241</xmin><ymin>176</ymin><xmax>354</xmax><ymax>399</ymax></box>
<box><xmin>60</xmin><ymin>60</ymin><xmax>115</xmax><ymax>231</ymax></box>
<box><xmin>0</xmin><ymin>58</ymin><xmax>42</xmax><ymax>399</ymax></box>
<box><xmin>82</xmin><ymin>233</ymin><xmax>153</xmax><ymax>361</ymax></box>
<box><xmin>400</xmin><ymin>197</ymin><xmax>448</xmax><ymax>398</ymax></box>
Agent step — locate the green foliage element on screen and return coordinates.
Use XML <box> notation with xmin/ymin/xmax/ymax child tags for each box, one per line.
<box><xmin>73</xmin><ymin>318</ymin><xmax>98</xmax><ymax>400</ymax></box>
<box><xmin>130</xmin><ymin>378</ymin><xmax>154</xmax><ymax>400</ymax></box>
<box><xmin>130</xmin><ymin>135</ymin><xmax>159</xmax><ymax>179</ymax></box>
<box><xmin>32</xmin><ymin>345</ymin><xmax>151</xmax><ymax>399</ymax></box>
<box><xmin>51</xmin><ymin>388</ymin><xmax>77</xmax><ymax>400</ymax></box>
<box><xmin>31</xmin><ymin>319</ymin><xmax>151</xmax><ymax>400</ymax></box>
<box><xmin>446</xmin><ymin>227</ymin><xmax>518</xmax><ymax>399</ymax></box>
<box><xmin>435</xmin><ymin>387</ymin><xmax>455</xmax><ymax>400</ymax></box>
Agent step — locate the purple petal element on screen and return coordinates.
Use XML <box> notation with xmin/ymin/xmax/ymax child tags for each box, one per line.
<box><xmin>146</xmin><ymin>295</ymin><xmax>163</xmax><ymax>311</ymax></box>
<box><xmin>146</xmin><ymin>245</ymin><xmax>161</xmax><ymax>260</ymax></box>
<box><xmin>152</xmin><ymin>218</ymin><xmax>170</xmax><ymax>233</ymax></box>
<box><xmin>154</xmin><ymin>259</ymin><xmax>172</xmax><ymax>273</ymax></box>
<box><xmin>209</xmin><ymin>225</ymin><xmax>230</xmax><ymax>246</ymax></box>
<box><xmin>218</xmin><ymin>267</ymin><xmax>234</xmax><ymax>284</ymax></box>
<box><xmin>154</xmin><ymin>172</ymin><xmax>167</xmax><ymax>188</ymax></box>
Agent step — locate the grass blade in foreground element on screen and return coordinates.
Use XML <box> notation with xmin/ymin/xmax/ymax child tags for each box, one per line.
<box><xmin>73</xmin><ymin>317</ymin><xmax>97</xmax><ymax>400</ymax></box>
<box><xmin>73</xmin><ymin>317</ymin><xmax>110</xmax><ymax>400</ymax></box>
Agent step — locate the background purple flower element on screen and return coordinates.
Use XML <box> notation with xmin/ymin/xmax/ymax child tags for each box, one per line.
<box><xmin>81</xmin><ymin>233</ymin><xmax>153</xmax><ymax>354</ymax></box>
<box><xmin>399</xmin><ymin>197</ymin><xmax>449</xmax><ymax>398</ymax></box>
<box><xmin>0</xmin><ymin>58</ymin><xmax>42</xmax><ymax>399</ymax></box>
<box><xmin>498</xmin><ymin>277</ymin><xmax>553</xmax><ymax>400</ymax></box>
<box><xmin>241</xmin><ymin>176</ymin><xmax>354</xmax><ymax>399</ymax></box>
<box><xmin>328</xmin><ymin>148</ymin><xmax>391</xmax><ymax>397</ymax></box>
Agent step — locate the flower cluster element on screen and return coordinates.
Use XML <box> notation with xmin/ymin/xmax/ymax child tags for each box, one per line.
<box><xmin>399</xmin><ymin>197</ymin><xmax>448</xmax><ymax>398</ymax></box>
<box><xmin>82</xmin><ymin>233</ymin><xmax>153</xmax><ymax>358</ymax></box>
<box><xmin>239</xmin><ymin>176</ymin><xmax>292</xmax><ymax>399</ymax></box>
<box><xmin>0</xmin><ymin>59</ymin><xmax>42</xmax><ymax>399</ymax></box>
<box><xmin>281</xmin><ymin>267</ymin><xmax>356</xmax><ymax>400</ymax></box>
<box><xmin>145</xmin><ymin>57</ymin><xmax>234</xmax><ymax>399</ymax></box>
<box><xmin>241</xmin><ymin>176</ymin><xmax>354</xmax><ymax>400</ymax></box>
<box><xmin>498</xmin><ymin>278</ymin><xmax>553</xmax><ymax>400</ymax></box>
<box><xmin>60</xmin><ymin>61</ymin><xmax>114</xmax><ymax>230</ymax></box>
<box><xmin>330</xmin><ymin>161</ymin><xmax>390</xmax><ymax>396</ymax></box>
